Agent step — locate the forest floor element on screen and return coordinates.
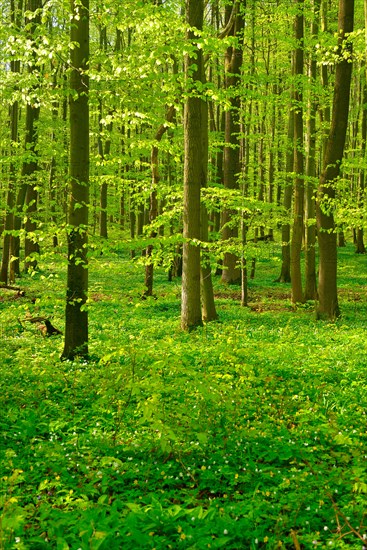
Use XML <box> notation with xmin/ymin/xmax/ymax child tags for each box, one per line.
<box><xmin>1</xmin><ymin>239</ymin><xmax>367</xmax><ymax>549</ymax></box>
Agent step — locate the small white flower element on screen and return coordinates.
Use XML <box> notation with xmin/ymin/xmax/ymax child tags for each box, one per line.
<box><xmin>324</xmin><ymin>526</ymin><xmax>328</xmax><ymax>531</ymax></box>
<box><xmin>223</xmin><ymin>529</ymin><xmax>228</xmax><ymax>535</ymax></box>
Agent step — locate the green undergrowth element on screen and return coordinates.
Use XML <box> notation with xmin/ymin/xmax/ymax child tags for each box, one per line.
<box><xmin>1</xmin><ymin>241</ymin><xmax>367</xmax><ymax>549</ymax></box>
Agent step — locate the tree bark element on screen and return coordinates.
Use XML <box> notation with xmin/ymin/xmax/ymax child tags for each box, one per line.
<box><xmin>144</xmin><ymin>105</ymin><xmax>175</xmax><ymax>297</ymax></box>
<box><xmin>10</xmin><ymin>0</ymin><xmax>40</xmax><ymax>280</ymax></box>
<box><xmin>290</xmin><ymin>0</ymin><xmax>305</xmax><ymax>305</ymax></box>
<box><xmin>221</xmin><ymin>0</ymin><xmax>245</xmax><ymax>284</ymax></box>
<box><xmin>181</xmin><ymin>0</ymin><xmax>204</xmax><ymax>330</ymax></box>
<box><xmin>1</xmin><ymin>0</ymin><xmax>22</xmax><ymax>284</ymax></box>
<box><xmin>62</xmin><ymin>0</ymin><xmax>89</xmax><ymax>360</ymax></box>
<box><xmin>316</xmin><ymin>0</ymin><xmax>354</xmax><ymax>320</ymax></box>
<box><xmin>200</xmin><ymin>84</ymin><xmax>217</xmax><ymax>323</ymax></box>
<box><xmin>304</xmin><ymin>0</ymin><xmax>320</xmax><ymax>301</ymax></box>
<box><xmin>356</xmin><ymin>0</ymin><xmax>367</xmax><ymax>254</ymax></box>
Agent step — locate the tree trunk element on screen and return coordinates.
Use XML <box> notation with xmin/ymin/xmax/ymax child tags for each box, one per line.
<box><xmin>276</xmin><ymin>77</ymin><xmax>294</xmax><ymax>284</ymax></box>
<box><xmin>10</xmin><ymin>0</ymin><xmax>40</xmax><ymax>280</ymax></box>
<box><xmin>356</xmin><ymin>81</ymin><xmax>366</xmax><ymax>254</ymax></box>
<box><xmin>1</xmin><ymin>81</ymin><xmax>20</xmax><ymax>282</ymax></box>
<box><xmin>316</xmin><ymin>0</ymin><xmax>354</xmax><ymax>320</ymax></box>
<box><xmin>144</xmin><ymin>106</ymin><xmax>175</xmax><ymax>297</ymax></box>
<box><xmin>97</xmin><ymin>100</ymin><xmax>112</xmax><ymax>240</ymax></box>
<box><xmin>304</xmin><ymin>0</ymin><xmax>320</xmax><ymax>301</ymax></box>
<box><xmin>181</xmin><ymin>0</ymin><xmax>204</xmax><ymax>330</ymax></box>
<box><xmin>1</xmin><ymin>0</ymin><xmax>22</xmax><ymax>284</ymax></box>
<box><xmin>62</xmin><ymin>0</ymin><xmax>89</xmax><ymax>360</ymax></box>
<box><xmin>290</xmin><ymin>0</ymin><xmax>305</xmax><ymax>305</ymax></box>
<box><xmin>356</xmin><ymin>2</ymin><xmax>367</xmax><ymax>254</ymax></box>
<box><xmin>24</xmin><ymin>0</ymin><xmax>42</xmax><ymax>271</ymax></box>
<box><xmin>221</xmin><ymin>1</ymin><xmax>244</xmax><ymax>284</ymax></box>
<box><xmin>200</xmin><ymin>84</ymin><xmax>217</xmax><ymax>323</ymax></box>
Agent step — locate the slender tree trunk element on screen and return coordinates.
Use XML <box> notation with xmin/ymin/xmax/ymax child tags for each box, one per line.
<box><xmin>62</xmin><ymin>0</ymin><xmax>89</xmax><ymax>360</ymax></box>
<box><xmin>200</xmin><ymin>83</ymin><xmax>217</xmax><ymax>322</ymax></box>
<box><xmin>276</xmin><ymin>75</ymin><xmax>294</xmax><ymax>284</ymax></box>
<box><xmin>10</xmin><ymin>0</ymin><xmax>40</xmax><ymax>280</ymax></box>
<box><xmin>49</xmin><ymin>77</ymin><xmax>60</xmax><ymax>248</ymax></box>
<box><xmin>316</xmin><ymin>0</ymin><xmax>354</xmax><ymax>320</ymax></box>
<box><xmin>144</xmin><ymin>106</ymin><xmax>175</xmax><ymax>297</ymax></box>
<box><xmin>356</xmin><ymin>0</ymin><xmax>367</xmax><ymax>254</ymax></box>
<box><xmin>290</xmin><ymin>0</ymin><xmax>305</xmax><ymax>305</ymax></box>
<box><xmin>221</xmin><ymin>1</ymin><xmax>244</xmax><ymax>284</ymax></box>
<box><xmin>24</xmin><ymin>0</ymin><xmax>42</xmax><ymax>270</ymax></box>
<box><xmin>97</xmin><ymin>101</ymin><xmax>112</xmax><ymax>240</ymax></box>
<box><xmin>24</xmin><ymin>179</ymin><xmax>40</xmax><ymax>270</ymax></box>
<box><xmin>1</xmin><ymin>0</ymin><xmax>22</xmax><ymax>284</ymax></box>
<box><xmin>1</xmin><ymin>105</ymin><xmax>17</xmax><ymax>284</ymax></box>
<box><xmin>320</xmin><ymin>0</ymin><xmax>331</xmax><ymax>153</ymax></box>
<box><xmin>304</xmin><ymin>0</ymin><xmax>320</xmax><ymax>301</ymax></box>
<box><xmin>181</xmin><ymin>0</ymin><xmax>204</xmax><ymax>330</ymax></box>
<box><xmin>97</xmin><ymin>25</ymin><xmax>110</xmax><ymax>240</ymax></box>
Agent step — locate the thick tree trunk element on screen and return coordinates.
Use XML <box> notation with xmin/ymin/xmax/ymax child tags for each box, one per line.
<box><xmin>62</xmin><ymin>0</ymin><xmax>89</xmax><ymax>360</ymax></box>
<box><xmin>316</xmin><ymin>0</ymin><xmax>354</xmax><ymax>320</ymax></box>
<box><xmin>181</xmin><ymin>0</ymin><xmax>204</xmax><ymax>330</ymax></box>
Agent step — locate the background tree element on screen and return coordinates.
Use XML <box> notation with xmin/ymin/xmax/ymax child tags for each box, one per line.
<box><xmin>290</xmin><ymin>0</ymin><xmax>305</xmax><ymax>305</ymax></box>
<box><xmin>221</xmin><ymin>0</ymin><xmax>245</xmax><ymax>285</ymax></box>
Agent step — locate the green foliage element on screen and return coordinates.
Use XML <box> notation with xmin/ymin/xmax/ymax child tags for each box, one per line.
<box><xmin>1</xmin><ymin>243</ymin><xmax>367</xmax><ymax>549</ymax></box>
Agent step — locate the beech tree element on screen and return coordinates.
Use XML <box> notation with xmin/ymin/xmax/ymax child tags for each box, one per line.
<box><xmin>316</xmin><ymin>0</ymin><xmax>354</xmax><ymax>320</ymax></box>
<box><xmin>181</xmin><ymin>0</ymin><xmax>204</xmax><ymax>330</ymax></box>
<box><xmin>290</xmin><ymin>0</ymin><xmax>305</xmax><ymax>305</ymax></box>
<box><xmin>62</xmin><ymin>0</ymin><xmax>90</xmax><ymax>359</ymax></box>
<box><xmin>0</xmin><ymin>0</ymin><xmax>22</xmax><ymax>284</ymax></box>
<box><xmin>221</xmin><ymin>0</ymin><xmax>244</xmax><ymax>285</ymax></box>
<box><xmin>304</xmin><ymin>0</ymin><xmax>320</xmax><ymax>301</ymax></box>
